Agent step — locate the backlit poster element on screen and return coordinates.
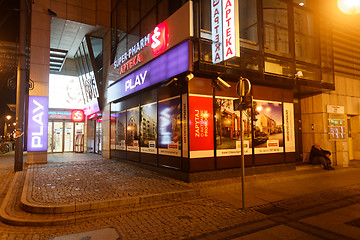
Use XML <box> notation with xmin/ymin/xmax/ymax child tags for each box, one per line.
<box><xmin>215</xmin><ymin>97</ymin><xmax>252</xmax><ymax>156</ymax></box>
<box><xmin>158</xmin><ymin>96</ymin><xmax>181</xmax><ymax>157</ymax></box>
<box><xmin>283</xmin><ymin>102</ymin><xmax>295</xmax><ymax>152</ymax></box>
<box><xmin>126</xmin><ymin>107</ymin><xmax>139</xmax><ymax>152</ymax></box>
<box><xmin>140</xmin><ymin>102</ymin><xmax>157</xmax><ymax>154</ymax></box>
<box><xmin>253</xmin><ymin>100</ymin><xmax>284</xmax><ymax>154</ymax></box>
<box><xmin>116</xmin><ymin>111</ymin><xmax>126</xmax><ymax>150</ymax></box>
<box><xmin>189</xmin><ymin>94</ymin><xmax>214</xmax><ymax>158</ymax></box>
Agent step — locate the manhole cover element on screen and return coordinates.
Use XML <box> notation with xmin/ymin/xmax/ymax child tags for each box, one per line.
<box><xmin>255</xmin><ymin>205</ymin><xmax>287</xmax><ymax>215</ymax></box>
<box><xmin>50</xmin><ymin>227</ymin><xmax>121</xmax><ymax>240</ymax></box>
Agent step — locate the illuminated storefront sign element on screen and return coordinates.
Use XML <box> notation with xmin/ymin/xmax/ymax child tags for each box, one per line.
<box><xmin>189</xmin><ymin>94</ymin><xmax>214</xmax><ymax>158</ymax></box>
<box><xmin>71</xmin><ymin>109</ymin><xmax>85</xmax><ymax>122</ymax></box>
<box><xmin>108</xmin><ymin>41</ymin><xmax>190</xmax><ymax>103</ymax></box>
<box><xmin>48</xmin><ymin>110</ymin><xmax>72</xmax><ymax>120</ymax></box>
<box><xmin>211</xmin><ymin>0</ymin><xmax>223</xmax><ymax>63</ymax></box>
<box><xmin>27</xmin><ymin>96</ymin><xmax>48</xmax><ymax>152</ymax></box>
<box><xmin>110</xmin><ymin>1</ymin><xmax>193</xmax><ymax>78</ymax></box>
<box><xmin>211</xmin><ymin>0</ymin><xmax>240</xmax><ymax>63</ymax></box>
<box><xmin>114</xmin><ymin>22</ymin><xmax>169</xmax><ymax>75</ymax></box>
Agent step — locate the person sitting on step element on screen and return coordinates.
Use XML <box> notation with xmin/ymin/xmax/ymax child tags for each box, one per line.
<box><xmin>309</xmin><ymin>143</ymin><xmax>335</xmax><ymax>170</ymax></box>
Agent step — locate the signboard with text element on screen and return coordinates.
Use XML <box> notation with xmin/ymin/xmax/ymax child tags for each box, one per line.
<box><xmin>108</xmin><ymin>41</ymin><xmax>190</xmax><ymax>103</ymax></box>
<box><xmin>189</xmin><ymin>94</ymin><xmax>214</xmax><ymax>158</ymax></box>
<box><xmin>27</xmin><ymin>96</ymin><xmax>49</xmax><ymax>152</ymax></box>
<box><xmin>211</xmin><ymin>0</ymin><xmax>240</xmax><ymax>63</ymax></box>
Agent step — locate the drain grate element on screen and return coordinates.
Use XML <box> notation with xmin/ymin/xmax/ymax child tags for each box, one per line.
<box><xmin>345</xmin><ymin>218</ymin><xmax>360</xmax><ymax>228</ymax></box>
<box><xmin>255</xmin><ymin>205</ymin><xmax>287</xmax><ymax>215</ymax></box>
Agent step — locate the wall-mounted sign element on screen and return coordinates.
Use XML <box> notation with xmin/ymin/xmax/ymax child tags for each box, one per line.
<box><xmin>27</xmin><ymin>96</ymin><xmax>49</xmax><ymax>152</ymax></box>
<box><xmin>71</xmin><ymin>109</ymin><xmax>85</xmax><ymax>122</ymax></box>
<box><xmin>327</xmin><ymin>105</ymin><xmax>345</xmax><ymax>114</ymax></box>
<box><xmin>328</xmin><ymin>113</ymin><xmax>346</xmax><ymax>140</ymax></box>
<box><xmin>48</xmin><ymin>110</ymin><xmax>72</xmax><ymax>120</ymax></box>
<box><xmin>108</xmin><ymin>41</ymin><xmax>190</xmax><ymax>103</ymax></box>
<box><xmin>109</xmin><ymin>1</ymin><xmax>193</xmax><ymax>80</ymax></box>
<box><xmin>211</xmin><ymin>0</ymin><xmax>240</xmax><ymax>64</ymax></box>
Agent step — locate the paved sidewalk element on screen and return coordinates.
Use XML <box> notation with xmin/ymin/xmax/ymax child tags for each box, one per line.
<box><xmin>1</xmin><ymin>153</ymin><xmax>360</xmax><ymax>239</ymax></box>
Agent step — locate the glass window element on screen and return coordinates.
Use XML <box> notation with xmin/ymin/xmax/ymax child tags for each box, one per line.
<box><xmin>200</xmin><ymin>0</ymin><xmax>211</xmax><ymax>32</ymax></box>
<box><xmin>158</xmin><ymin>0</ymin><xmax>169</xmax><ymax>23</ymax></box>
<box><xmin>240</xmin><ymin>0</ymin><xmax>258</xmax><ymax>49</ymax></box>
<box><xmin>294</xmin><ymin>7</ymin><xmax>317</xmax><ymax>63</ymax></box>
<box><xmin>141</xmin><ymin>0</ymin><xmax>157</xmax><ymax>18</ymax></box>
<box><xmin>128</xmin><ymin>0</ymin><xmax>140</xmax><ymax>30</ymax></box>
<box><xmin>141</xmin><ymin>8</ymin><xmax>156</xmax><ymax>37</ymax></box>
<box><xmin>264</xmin><ymin>56</ymin><xmax>293</xmax><ymax>76</ymax></box>
<box><xmin>263</xmin><ymin>0</ymin><xmax>290</xmax><ymax>57</ymax></box>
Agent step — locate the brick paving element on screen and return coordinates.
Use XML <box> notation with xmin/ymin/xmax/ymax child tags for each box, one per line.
<box><xmin>1</xmin><ymin>153</ymin><xmax>360</xmax><ymax>239</ymax></box>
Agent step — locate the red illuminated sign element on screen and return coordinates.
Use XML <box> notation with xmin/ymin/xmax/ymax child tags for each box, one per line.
<box><xmin>71</xmin><ymin>109</ymin><xmax>85</xmax><ymax>122</ymax></box>
<box><xmin>151</xmin><ymin>22</ymin><xmax>169</xmax><ymax>56</ymax></box>
<box><xmin>189</xmin><ymin>95</ymin><xmax>214</xmax><ymax>158</ymax></box>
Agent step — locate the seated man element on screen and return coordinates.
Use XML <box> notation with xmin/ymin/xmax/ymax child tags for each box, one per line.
<box><xmin>309</xmin><ymin>143</ymin><xmax>334</xmax><ymax>170</ymax></box>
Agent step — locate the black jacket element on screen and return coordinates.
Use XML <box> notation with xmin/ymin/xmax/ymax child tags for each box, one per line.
<box><xmin>309</xmin><ymin>145</ymin><xmax>331</xmax><ymax>164</ymax></box>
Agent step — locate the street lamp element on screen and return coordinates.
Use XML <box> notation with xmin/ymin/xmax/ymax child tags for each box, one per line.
<box><xmin>6</xmin><ymin>115</ymin><xmax>11</xmax><ymax>120</ymax></box>
<box><xmin>338</xmin><ymin>0</ymin><xmax>360</xmax><ymax>15</ymax></box>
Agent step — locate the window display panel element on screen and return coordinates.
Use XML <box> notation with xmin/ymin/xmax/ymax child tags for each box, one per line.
<box><xmin>215</xmin><ymin>97</ymin><xmax>252</xmax><ymax>156</ymax></box>
<box><xmin>158</xmin><ymin>96</ymin><xmax>181</xmax><ymax>157</ymax></box>
<box><xmin>253</xmin><ymin>100</ymin><xmax>284</xmax><ymax>154</ymax></box>
<box><xmin>116</xmin><ymin>110</ymin><xmax>127</xmax><ymax>150</ymax></box>
<box><xmin>126</xmin><ymin>107</ymin><xmax>140</xmax><ymax>152</ymax></box>
<box><xmin>140</xmin><ymin>102</ymin><xmax>157</xmax><ymax>154</ymax></box>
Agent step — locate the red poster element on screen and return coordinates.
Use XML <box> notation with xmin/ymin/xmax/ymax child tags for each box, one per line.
<box><xmin>189</xmin><ymin>95</ymin><xmax>214</xmax><ymax>158</ymax></box>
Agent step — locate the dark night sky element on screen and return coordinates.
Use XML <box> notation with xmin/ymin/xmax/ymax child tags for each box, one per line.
<box><xmin>0</xmin><ymin>0</ymin><xmax>20</xmax><ymax>134</ymax></box>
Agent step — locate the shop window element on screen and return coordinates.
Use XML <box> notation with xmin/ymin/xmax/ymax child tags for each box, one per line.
<box><xmin>263</xmin><ymin>0</ymin><xmax>290</xmax><ymax>57</ymax></box>
<box><xmin>200</xmin><ymin>0</ymin><xmax>211</xmax><ymax>32</ymax></box>
<box><xmin>140</xmin><ymin>89</ymin><xmax>158</xmax><ymax>154</ymax></box>
<box><xmin>158</xmin><ymin>96</ymin><xmax>182</xmax><ymax>157</ymax></box>
<box><xmin>253</xmin><ymin>100</ymin><xmax>284</xmax><ymax>154</ymax></box>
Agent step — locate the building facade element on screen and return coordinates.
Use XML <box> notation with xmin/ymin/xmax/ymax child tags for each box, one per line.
<box><xmin>26</xmin><ymin>0</ymin><xmax>360</xmax><ymax>181</ymax></box>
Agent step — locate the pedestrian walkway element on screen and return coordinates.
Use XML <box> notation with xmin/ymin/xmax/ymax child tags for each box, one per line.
<box><xmin>1</xmin><ymin>153</ymin><xmax>360</xmax><ymax>239</ymax></box>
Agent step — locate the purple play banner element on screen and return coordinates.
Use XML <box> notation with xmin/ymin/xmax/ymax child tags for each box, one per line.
<box><xmin>27</xmin><ymin>96</ymin><xmax>49</xmax><ymax>152</ymax></box>
<box><xmin>107</xmin><ymin>41</ymin><xmax>190</xmax><ymax>103</ymax></box>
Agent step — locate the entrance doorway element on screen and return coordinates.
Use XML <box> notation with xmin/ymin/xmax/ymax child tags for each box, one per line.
<box><xmin>348</xmin><ymin>116</ymin><xmax>354</xmax><ymax>160</ymax></box>
<box><xmin>48</xmin><ymin>121</ymin><xmax>85</xmax><ymax>153</ymax></box>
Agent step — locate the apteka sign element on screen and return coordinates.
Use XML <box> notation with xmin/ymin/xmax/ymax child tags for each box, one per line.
<box><xmin>211</xmin><ymin>0</ymin><xmax>240</xmax><ymax>63</ymax></box>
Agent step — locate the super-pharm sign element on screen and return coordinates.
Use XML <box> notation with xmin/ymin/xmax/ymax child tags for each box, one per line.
<box><xmin>113</xmin><ymin>23</ymin><xmax>169</xmax><ymax>75</ymax></box>
<box><xmin>211</xmin><ymin>0</ymin><xmax>240</xmax><ymax>63</ymax></box>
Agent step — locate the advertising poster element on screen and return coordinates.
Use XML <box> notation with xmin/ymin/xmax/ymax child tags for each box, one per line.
<box><xmin>140</xmin><ymin>102</ymin><xmax>157</xmax><ymax>154</ymax></box>
<box><xmin>126</xmin><ymin>107</ymin><xmax>139</xmax><ymax>152</ymax></box>
<box><xmin>189</xmin><ymin>94</ymin><xmax>214</xmax><ymax>158</ymax></box>
<box><xmin>253</xmin><ymin>100</ymin><xmax>284</xmax><ymax>154</ymax></box>
<box><xmin>215</xmin><ymin>97</ymin><xmax>252</xmax><ymax>156</ymax></box>
<box><xmin>158</xmin><ymin>96</ymin><xmax>181</xmax><ymax>157</ymax></box>
<box><xmin>116</xmin><ymin>111</ymin><xmax>126</xmax><ymax>150</ymax></box>
<box><xmin>283</xmin><ymin>102</ymin><xmax>295</xmax><ymax>152</ymax></box>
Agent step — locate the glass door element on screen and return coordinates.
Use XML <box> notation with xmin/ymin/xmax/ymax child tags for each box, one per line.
<box><xmin>53</xmin><ymin>122</ymin><xmax>64</xmax><ymax>152</ymax></box>
<box><xmin>64</xmin><ymin>122</ymin><xmax>74</xmax><ymax>152</ymax></box>
<box><xmin>47</xmin><ymin>121</ymin><xmax>53</xmax><ymax>152</ymax></box>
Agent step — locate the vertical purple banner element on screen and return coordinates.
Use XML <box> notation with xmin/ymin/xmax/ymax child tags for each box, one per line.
<box><xmin>27</xmin><ymin>96</ymin><xmax>49</xmax><ymax>152</ymax></box>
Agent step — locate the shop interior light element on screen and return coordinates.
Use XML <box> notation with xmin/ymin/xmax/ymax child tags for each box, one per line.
<box><xmin>216</xmin><ymin>77</ymin><xmax>231</xmax><ymax>89</ymax></box>
<box><xmin>295</xmin><ymin>70</ymin><xmax>303</xmax><ymax>79</ymax></box>
<box><xmin>185</xmin><ymin>73</ymin><xmax>194</xmax><ymax>81</ymax></box>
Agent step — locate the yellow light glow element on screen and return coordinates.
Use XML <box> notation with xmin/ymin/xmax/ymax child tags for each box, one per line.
<box><xmin>6</xmin><ymin>115</ymin><xmax>11</xmax><ymax>120</ymax></box>
<box><xmin>256</xmin><ymin>106</ymin><xmax>263</xmax><ymax>112</ymax></box>
<box><xmin>338</xmin><ymin>0</ymin><xmax>360</xmax><ymax>15</ymax></box>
